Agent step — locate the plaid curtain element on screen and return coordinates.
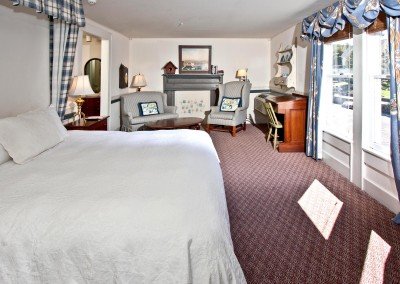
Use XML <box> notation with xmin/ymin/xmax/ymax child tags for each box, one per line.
<box><xmin>10</xmin><ymin>0</ymin><xmax>85</xmax><ymax>27</ymax></box>
<box><xmin>49</xmin><ymin>18</ymin><xmax>79</xmax><ymax>119</ymax></box>
<box><xmin>387</xmin><ymin>16</ymin><xmax>400</xmax><ymax>224</ymax></box>
<box><xmin>306</xmin><ymin>40</ymin><xmax>324</xmax><ymax>160</ymax></box>
<box><xmin>11</xmin><ymin>0</ymin><xmax>84</xmax><ymax>119</ymax></box>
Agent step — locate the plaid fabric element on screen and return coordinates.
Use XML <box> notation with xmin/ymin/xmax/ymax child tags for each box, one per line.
<box><xmin>50</xmin><ymin>18</ymin><xmax>79</xmax><ymax>118</ymax></box>
<box><xmin>10</xmin><ymin>0</ymin><xmax>85</xmax><ymax>27</ymax></box>
<box><xmin>387</xmin><ymin>16</ymin><xmax>400</xmax><ymax>223</ymax></box>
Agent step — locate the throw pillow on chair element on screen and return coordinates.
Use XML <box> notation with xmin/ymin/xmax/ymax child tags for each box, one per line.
<box><xmin>138</xmin><ymin>102</ymin><xmax>159</xmax><ymax>116</ymax></box>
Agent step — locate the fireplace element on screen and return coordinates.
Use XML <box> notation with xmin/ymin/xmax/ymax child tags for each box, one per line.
<box><xmin>162</xmin><ymin>74</ymin><xmax>224</xmax><ymax>106</ymax></box>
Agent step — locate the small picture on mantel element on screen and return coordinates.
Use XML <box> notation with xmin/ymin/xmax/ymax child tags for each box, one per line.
<box><xmin>119</xmin><ymin>64</ymin><xmax>128</xmax><ymax>88</ymax></box>
<box><xmin>179</xmin><ymin>45</ymin><xmax>212</xmax><ymax>74</ymax></box>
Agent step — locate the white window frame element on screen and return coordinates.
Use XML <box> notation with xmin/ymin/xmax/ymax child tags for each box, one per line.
<box><xmin>363</xmin><ymin>30</ymin><xmax>391</xmax><ymax>160</ymax></box>
<box><xmin>320</xmin><ymin>39</ymin><xmax>354</xmax><ymax>144</ymax></box>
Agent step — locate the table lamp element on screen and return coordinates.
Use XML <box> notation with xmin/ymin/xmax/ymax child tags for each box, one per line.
<box><xmin>68</xmin><ymin>75</ymin><xmax>95</xmax><ymax>121</ymax></box>
<box><xmin>236</xmin><ymin>69</ymin><xmax>248</xmax><ymax>81</ymax></box>
<box><xmin>130</xmin><ymin>73</ymin><xmax>147</xmax><ymax>91</ymax></box>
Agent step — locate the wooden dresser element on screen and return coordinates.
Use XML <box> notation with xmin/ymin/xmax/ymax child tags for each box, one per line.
<box><xmin>255</xmin><ymin>92</ymin><xmax>307</xmax><ymax>152</ymax></box>
<box><xmin>64</xmin><ymin>116</ymin><xmax>109</xmax><ymax>131</ymax></box>
<box><xmin>81</xmin><ymin>96</ymin><xmax>101</xmax><ymax>117</ymax></box>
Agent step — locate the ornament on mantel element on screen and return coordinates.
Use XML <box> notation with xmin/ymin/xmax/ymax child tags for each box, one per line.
<box><xmin>162</xmin><ymin>61</ymin><xmax>178</xmax><ymax>74</ymax></box>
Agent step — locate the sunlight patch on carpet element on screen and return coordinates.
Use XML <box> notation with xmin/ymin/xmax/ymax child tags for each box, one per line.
<box><xmin>298</xmin><ymin>179</ymin><xmax>343</xmax><ymax>240</ymax></box>
<box><xmin>360</xmin><ymin>231</ymin><xmax>391</xmax><ymax>284</ymax></box>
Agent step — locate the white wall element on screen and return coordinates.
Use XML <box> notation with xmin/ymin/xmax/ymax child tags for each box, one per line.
<box><xmin>270</xmin><ymin>23</ymin><xmax>310</xmax><ymax>94</ymax></box>
<box><xmin>72</xmin><ymin>19</ymin><xmax>130</xmax><ymax>130</ymax></box>
<box><xmin>74</xmin><ymin>19</ymin><xmax>130</xmax><ymax>99</ymax></box>
<box><xmin>129</xmin><ymin>38</ymin><xmax>270</xmax><ymax>92</ymax></box>
<box><xmin>82</xmin><ymin>35</ymin><xmax>101</xmax><ymax>73</ymax></box>
<box><xmin>0</xmin><ymin>4</ymin><xmax>50</xmax><ymax>118</ymax></box>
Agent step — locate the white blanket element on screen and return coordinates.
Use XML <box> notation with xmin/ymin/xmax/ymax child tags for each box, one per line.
<box><xmin>0</xmin><ymin>130</ymin><xmax>246</xmax><ymax>283</ymax></box>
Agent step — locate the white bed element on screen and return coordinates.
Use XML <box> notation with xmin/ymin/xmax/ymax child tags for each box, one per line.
<box><xmin>0</xmin><ymin>130</ymin><xmax>246</xmax><ymax>283</ymax></box>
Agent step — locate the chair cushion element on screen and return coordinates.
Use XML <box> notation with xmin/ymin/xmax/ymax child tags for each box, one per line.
<box><xmin>129</xmin><ymin>113</ymin><xmax>178</xmax><ymax>125</ymax></box>
<box><xmin>220</xmin><ymin>97</ymin><xmax>241</xmax><ymax>112</ymax></box>
<box><xmin>209</xmin><ymin>111</ymin><xmax>235</xmax><ymax>120</ymax></box>
<box><xmin>138</xmin><ymin>102</ymin><xmax>159</xmax><ymax>116</ymax></box>
<box><xmin>224</xmin><ymin>82</ymin><xmax>245</xmax><ymax>98</ymax></box>
<box><xmin>122</xmin><ymin>92</ymin><xmax>165</xmax><ymax>117</ymax></box>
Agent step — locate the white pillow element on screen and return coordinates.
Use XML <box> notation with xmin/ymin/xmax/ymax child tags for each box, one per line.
<box><xmin>0</xmin><ymin>144</ymin><xmax>11</xmax><ymax>165</ymax></box>
<box><xmin>0</xmin><ymin>107</ymin><xmax>67</xmax><ymax>164</ymax></box>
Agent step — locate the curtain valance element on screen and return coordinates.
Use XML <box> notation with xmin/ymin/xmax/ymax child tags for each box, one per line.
<box><xmin>303</xmin><ymin>0</ymin><xmax>400</xmax><ymax>39</ymax></box>
<box><xmin>10</xmin><ymin>0</ymin><xmax>85</xmax><ymax>27</ymax></box>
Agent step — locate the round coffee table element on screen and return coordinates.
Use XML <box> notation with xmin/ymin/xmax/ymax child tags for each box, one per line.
<box><xmin>145</xmin><ymin>117</ymin><xmax>203</xmax><ymax>130</ymax></box>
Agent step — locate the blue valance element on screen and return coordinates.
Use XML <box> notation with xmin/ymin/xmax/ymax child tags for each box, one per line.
<box><xmin>303</xmin><ymin>0</ymin><xmax>400</xmax><ymax>39</ymax></box>
<box><xmin>10</xmin><ymin>0</ymin><xmax>85</xmax><ymax>27</ymax></box>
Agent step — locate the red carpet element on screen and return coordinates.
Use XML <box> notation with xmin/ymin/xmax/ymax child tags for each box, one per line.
<box><xmin>210</xmin><ymin>125</ymin><xmax>400</xmax><ymax>284</ymax></box>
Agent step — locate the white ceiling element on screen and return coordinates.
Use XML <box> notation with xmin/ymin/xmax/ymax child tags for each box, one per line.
<box><xmin>83</xmin><ymin>0</ymin><xmax>331</xmax><ymax>38</ymax></box>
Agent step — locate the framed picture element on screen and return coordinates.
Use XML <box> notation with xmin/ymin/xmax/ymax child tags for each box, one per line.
<box><xmin>119</xmin><ymin>64</ymin><xmax>129</xmax><ymax>88</ymax></box>
<box><xmin>179</xmin><ymin>45</ymin><xmax>212</xmax><ymax>74</ymax></box>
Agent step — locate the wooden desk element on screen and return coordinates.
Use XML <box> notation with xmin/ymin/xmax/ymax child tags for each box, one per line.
<box><xmin>64</xmin><ymin>116</ymin><xmax>109</xmax><ymax>131</ymax></box>
<box><xmin>258</xmin><ymin>93</ymin><xmax>307</xmax><ymax>152</ymax></box>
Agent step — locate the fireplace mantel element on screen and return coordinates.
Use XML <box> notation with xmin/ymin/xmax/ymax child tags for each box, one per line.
<box><xmin>163</xmin><ymin>74</ymin><xmax>224</xmax><ymax>106</ymax></box>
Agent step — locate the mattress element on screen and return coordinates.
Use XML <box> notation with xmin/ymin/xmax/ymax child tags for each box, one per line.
<box><xmin>0</xmin><ymin>130</ymin><xmax>246</xmax><ymax>283</ymax></box>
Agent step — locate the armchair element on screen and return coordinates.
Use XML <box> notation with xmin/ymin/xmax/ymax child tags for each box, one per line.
<box><xmin>205</xmin><ymin>81</ymin><xmax>251</xmax><ymax>137</ymax></box>
<box><xmin>121</xmin><ymin>91</ymin><xmax>178</xmax><ymax>131</ymax></box>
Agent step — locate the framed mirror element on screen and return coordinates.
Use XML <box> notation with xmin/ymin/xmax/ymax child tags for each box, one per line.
<box><xmin>84</xmin><ymin>58</ymin><xmax>101</xmax><ymax>93</ymax></box>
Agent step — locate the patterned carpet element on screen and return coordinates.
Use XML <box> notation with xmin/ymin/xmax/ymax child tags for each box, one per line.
<box><xmin>209</xmin><ymin>125</ymin><xmax>400</xmax><ymax>284</ymax></box>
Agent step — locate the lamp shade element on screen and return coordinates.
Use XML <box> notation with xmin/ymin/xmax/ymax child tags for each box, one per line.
<box><xmin>130</xmin><ymin>73</ymin><xmax>147</xmax><ymax>88</ymax></box>
<box><xmin>68</xmin><ymin>75</ymin><xmax>95</xmax><ymax>97</ymax></box>
<box><xmin>236</xmin><ymin>69</ymin><xmax>247</xmax><ymax>78</ymax></box>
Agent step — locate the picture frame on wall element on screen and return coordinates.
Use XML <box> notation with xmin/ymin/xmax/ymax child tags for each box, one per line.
<box><xmin>119</xmin><ymin>64</ymin><xmax>129</xmax><ymax>88</ymax></box>
<box><xmin>179</xmin><ymin>45</ymin><xmax>212</xmax><ymax>74</ymax></box>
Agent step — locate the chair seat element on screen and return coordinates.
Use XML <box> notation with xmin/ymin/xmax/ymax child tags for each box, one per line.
<box><xmin>129</xmin><ymin>113</ymin><xmax>178</xmax><ymax>125</ymax></box>
<box><xmin>209</xmin><ymin>111</ymin><xmax>235</xmax><ymax>120</ymax></box>
<box><xmin>270</xmin><ymin>121</ymin><xmax>283</xmax><ymax>128</ymax></box>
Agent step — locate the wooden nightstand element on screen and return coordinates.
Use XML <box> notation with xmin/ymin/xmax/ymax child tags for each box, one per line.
<box><xmin>64</xmin><ymin>116</ymin><xmax>109</xmax><ymax>131</ymax></box>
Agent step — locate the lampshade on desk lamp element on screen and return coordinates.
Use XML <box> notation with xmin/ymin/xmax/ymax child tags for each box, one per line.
<box><xmin>236</xmin><ymin>69</ymin><xmax>248</xmax><ymax>81</ymax></box>
<box><xmin>68</xmin><ymin>75</ymin><xmax>95</xmax><ymax>121</ymax></box>
<box><xmin>130</xmin><ymin>73</ymin><xmax>147</xmax><ymax>92</ymax></box>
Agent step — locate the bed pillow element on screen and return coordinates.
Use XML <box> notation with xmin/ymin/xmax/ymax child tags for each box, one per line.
<box><xmin>220</xmin><ymin>97</ymin><xmax>242</xmax><ymax>112</ymax></box>
<box><xmin>0</xmin><ymin>144</ymin><xmax>11</xmax><ymax>165</ymax></box>
<box><xmin>0</xmin><ymin>107</ymin><xmax>67</xmax><ymax>164</ymax></box>
<box><xmin>138</xmin><ymin>102</ymin><xmax>159</xmax><ymax>116</ymax></box>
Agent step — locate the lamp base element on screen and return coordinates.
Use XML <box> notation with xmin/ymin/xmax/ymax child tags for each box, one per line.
<box><xmin>75</xmin><ymin>96</ymin><xmax>86</xmax><ymax>122</ymax></box>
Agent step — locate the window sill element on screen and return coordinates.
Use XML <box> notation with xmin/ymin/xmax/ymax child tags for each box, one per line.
<box><xmin>323</xmin><ymin>130</ymin><xmax>353</xmax><ymax>144</ymax></box>
<box><xmin>363</xmin><ymin>147</ymin><xmax>391</xmax><ymax>162</ymax></box>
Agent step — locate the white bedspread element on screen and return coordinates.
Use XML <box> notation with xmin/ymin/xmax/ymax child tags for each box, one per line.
<box><xmin>0</xmin><ymin>130</ymin><xmax>246</xmax><ymax>283</ymax></box>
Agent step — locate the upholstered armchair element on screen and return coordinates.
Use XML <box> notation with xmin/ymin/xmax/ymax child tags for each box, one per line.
<box><xmin>121</xmin><ymin>92</ymin><xmax>178</xmax><ymax>131</ymax></box>
<box><xmin>206</xmin><ymin>81</ymin><xmax>251</xmax><ymax>137</ymax></box>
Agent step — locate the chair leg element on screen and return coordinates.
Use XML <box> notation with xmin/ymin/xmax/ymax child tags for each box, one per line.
<box><xmin>243</xmin><ymin>123</ymin><xmax>247</xmax><ymax>131</ymax></box>
<box><xmin>267</xmin><ymin>127</ymin><xmax>272</xmax><ymax>143</ymax></box>
<box><xmin>231</xmin><ymin>126</ymin><xmax>237</xmax><ymax>137</ymax></box>
<box><xmin>273</xmin><ymin>128</ymin><xmax>278</xmax><ymax>150</ymax></box>
<box><xmin>205</xmin><ymin>124</ymin><xmax>211</xmax><ymax>133</ymax></box>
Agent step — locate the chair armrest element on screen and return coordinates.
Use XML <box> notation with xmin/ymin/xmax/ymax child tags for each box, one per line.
<box><xmin>210</xmin><ymin>106</ymin><xmax>219</xmax><ymax>113</ymax></box>
<box><xmin>164</xmin><ymin>105</ymin><xmax>177</xmax><ymax>114</ymax></box>
<box><xmin>235</xmin><ymin>106</ymin><xmax>248</xmax><ymax>114</ymax></box>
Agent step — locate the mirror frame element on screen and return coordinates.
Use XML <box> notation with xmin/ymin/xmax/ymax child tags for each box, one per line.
<box><xmin>84</xmin><ymin>58</ymin><xmax>101</xmax><ymax>94</ymax></box>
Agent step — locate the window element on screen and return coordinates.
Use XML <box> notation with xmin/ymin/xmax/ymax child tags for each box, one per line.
<box><xmin>366</xmin><ymin>29</ymin><xmax>390</xmax><ymax>155</ymax></box>
<box><xmin>322</xmin><ymin>38</ymin><xmax>354</xmax><ymax>141</ymax></box>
